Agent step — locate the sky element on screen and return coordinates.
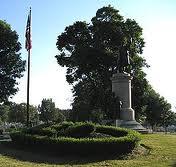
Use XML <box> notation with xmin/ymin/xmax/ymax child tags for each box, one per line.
<box><xmin>0</xmin><ymin>0</ymin><xmax>176</xmax><ymax>111</ymax></box>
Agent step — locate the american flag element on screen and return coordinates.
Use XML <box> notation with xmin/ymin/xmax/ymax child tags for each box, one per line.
<box><xmin>25</xmin><ymin>9</ymin><xmax>31</xmax><ymax>51</ymax></box>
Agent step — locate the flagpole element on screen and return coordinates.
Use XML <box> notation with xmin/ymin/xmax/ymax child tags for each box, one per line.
<box><xmin>27</xmin><ymin>48</ymin><xmax>30</xmax><ymax>127</ymax></box>
<box><xmin>26</xmin><ymin>7</ymin><xmax>31</xmax><ymax>127</ymax></box>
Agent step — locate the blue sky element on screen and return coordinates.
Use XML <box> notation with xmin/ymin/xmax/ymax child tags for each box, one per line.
<box><xmin>1</xmin><ymin>0</ymin><xmax>176</xmax><ymax>110</ymax></box>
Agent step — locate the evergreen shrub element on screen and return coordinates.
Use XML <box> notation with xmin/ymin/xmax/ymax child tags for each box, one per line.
<box><xmin>64</xmin><ymin>122</ymin><xmax>95</xmax><ymax>138</ymax></box>
<box><xmin>10</xmin><ymin>122</ymin><xmax>141</xmax><ymax>156</ymax></box>
<box><xmin>24</xmin><ymin>124</ymin><xmax>56</xmax><ymax>137</ymax></box>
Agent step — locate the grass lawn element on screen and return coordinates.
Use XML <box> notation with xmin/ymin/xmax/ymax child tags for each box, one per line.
<box><xmin>0</xmin><ymin>133</ymin><xmax>175</xmax><ymax>167</ymax></box>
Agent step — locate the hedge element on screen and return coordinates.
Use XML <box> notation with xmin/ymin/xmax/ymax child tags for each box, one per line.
<box><xmin>95</xmin><ymin>125</ymin><xmax>128</xmax><ymax>137</ymax></box>
<box><xmin>10</xmin><ymin>123</ymin><xmax>141</xmax><ymax>156</ymax></box>
<box><xmin>64</xmin><ymin>122</ymin><xmax>95</xmax><ymax>138</ymax></box>
<box><xmin>24</xmin><ymin>127</ymin><xmax>56</xmax><ymax>137</ymax></box>
<box><xmin>51</xmin><ymin>121</ymin><xmax>74</xmax><ymax>132</ymax></box>
<box><xmin>10</xmin><ymin>132</ymin><xmax>138</xmax><ymax>155</ymax></box>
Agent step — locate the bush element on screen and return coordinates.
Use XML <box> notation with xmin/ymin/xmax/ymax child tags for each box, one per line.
<box><xmin>10</xmin><ymin>122</ymin><xmax>141</xmax><ymax>156</ymax></box>
<box><xmin>40</xmin><ymin>127</ymin><xmax>57</xmax><ymax>137</ymax></box>
<box><xmin>51</xmin><ymin>121</ymin><xmax>74</xmax><ymax>132</ymax></box>
<box><xmin>95</xmin><ymin>125</ymin><xmax>128</xmax><ymax>137</ymax></box>
<box><xmin>64</xmin><ymin>122</ymin><xmax>95</xmax><ymax>138</ymax></box>
<box><xmin>51</xmin><ymin>121</ymin><xmax>74</xmax><ymax>136</ymax></box>
<box><xmin>23</xmin><ymin>124</ymin><xmax>56</xmax><ymax>137</ymax></box>
<box><xmin>10</xmin><ymin>128</ymin><xmax>140</xmax><ymax>155</ymax></box>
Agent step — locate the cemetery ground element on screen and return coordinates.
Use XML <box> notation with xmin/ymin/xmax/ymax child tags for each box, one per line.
<box><xmin>0</xmin><ymin>133</ymin><xmax>175</xmax><ymax>167</ymax></box>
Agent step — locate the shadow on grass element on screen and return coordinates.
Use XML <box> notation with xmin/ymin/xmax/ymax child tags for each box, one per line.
<box><xmin>172</xmin><ymin>162</ymin><xmax>176</xmax><ymax>167</ymax></box>
<box><xmin>0</xmin><ymin>141</ymin><xmax>124</xmax><ymax>165</ymax></box>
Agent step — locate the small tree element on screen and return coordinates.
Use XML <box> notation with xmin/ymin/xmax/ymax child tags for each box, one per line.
<box><xmin>0</xmin><ymin>20</ymin><xmax>25</xmax><ymax>103</ymax></box>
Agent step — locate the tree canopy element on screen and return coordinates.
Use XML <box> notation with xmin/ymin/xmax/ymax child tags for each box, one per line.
<box><xmin>56</xmin><ymin>6</ymin><xmax>147</xmax><ymax>84</ymax></box>
<box><xmin>145</xmin><ymin>89</ymin><xmax>174</xmax><ymax>130</ymax></box>
<box><xmin>55</xmin><ymin>5</ymin><xmax>173</xmax><ymax>124</ymax></box>
<box><xmin>38</xmin><ymin>98</ymin><xmax>65</xmax><ymax>123</ymax></box>
<box><xmin>0</xmin><ymin>20</ymin><xmax>25</xmax><ymax>103</ymax></box>
<box><xmin>56</xmin><ymin>6</ymin><xmax>148</xmax><ymax>120</ymax></box>
<box><xmin>8</xmin><ymin>103</ymin><xmax>39</xmax><ymax>124</ymax></box>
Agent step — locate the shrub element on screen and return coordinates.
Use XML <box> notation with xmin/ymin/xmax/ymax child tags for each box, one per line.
<box><xmin>10</xmin><ymin>122</ymin><xmax>141</xmax><ymax>156</ymax></box>
<box><xmin>51</xmin><ymin>121</ymin><xmax>74</xmax><ymax>136</ymax></box>
<box><xmin>24</xmin><ymin>124</ymin><xmax>49</xmax><ymax>133</ymax></box>
<box><xmin>10</xmin><ymin>129</ymin><xmax>140</xmax><ymax>155</ymax></box>
<box><xmin>51</xmin><ymin>121</ymin><xmax>74</xmax><ymax>132</ymax></box>
<box><xmin>23</xmin><ymin>124</ymin><xmax>56</xmax><ymax>137</ymax></box>
<box><xmin>40</xmin><ymin>127</ymin><xmax>57</xmax><ymax>137</ymax></box>
<box><xmin>95</xmin><ymin>125</ymin><xmax>128</xmax><ymax>137</ymax></box>
<box><xmin>64</xmin><ymin>122</ymin><xmax>95</xmax><ymax>138</ymax></box>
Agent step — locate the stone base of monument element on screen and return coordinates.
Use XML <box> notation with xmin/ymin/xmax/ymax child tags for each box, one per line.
<box><xmin>115</xmin><ymin>119</ymin><xmax>149</xmax><ymax>134</ymax></box>
<box><xmin>111</xmin><ymin>72</ymin><xmax>149</xmax><ymax>134</ymax></box>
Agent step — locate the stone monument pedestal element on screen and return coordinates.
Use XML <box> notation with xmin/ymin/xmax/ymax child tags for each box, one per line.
<box><xmin>111</xmin><ymin>72</ymin><xmax>148</xmax><ymax>133</ymax></box>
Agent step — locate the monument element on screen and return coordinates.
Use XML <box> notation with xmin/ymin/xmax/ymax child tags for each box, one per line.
<box><xmin>111</xmin><ymin>45</ymin><xmax>147</xmax><ymax>133</ymax></box>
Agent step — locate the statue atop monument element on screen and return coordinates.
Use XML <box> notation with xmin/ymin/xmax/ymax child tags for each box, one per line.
<box><xmin>117</xmin><ymin>44</ymin><xmax>130</xmax><ymax>73</ymax></box>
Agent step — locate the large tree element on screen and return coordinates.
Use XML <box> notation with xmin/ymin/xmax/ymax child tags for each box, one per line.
<box><xmin>55</xmin><ymin>6</ymin><xmax>149</xmax><ymax>120</ymax></box>
<box><xmin>145</xmin><ymin>88</ymin><xmax>175</xmax><ymax>130</ymax></box>
<box><xmin>38</xmin><ymin>98</ymin><xmax>58</xmax><ymax>123</ymax></box>
<box><xmin>0</xmin><ymin>20</ymin><xmax>25</xmax><ymax>103</ymax></box>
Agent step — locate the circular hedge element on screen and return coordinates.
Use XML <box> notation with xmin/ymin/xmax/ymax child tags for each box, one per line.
<box><xmin>10</xmin><ymin>122</ymin><xmax>141</xmax><ymax>156</ymax></box>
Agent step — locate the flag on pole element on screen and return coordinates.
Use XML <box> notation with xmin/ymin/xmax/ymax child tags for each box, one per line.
<box><xmin>26</xmin><ymin>8</ymin><xmax>32</xmax><ymax>127</ymax></box>
<box><xmin>25</xmin><ymin>9</ymin><xmax>31</xmax><ymax>51</ymax></box>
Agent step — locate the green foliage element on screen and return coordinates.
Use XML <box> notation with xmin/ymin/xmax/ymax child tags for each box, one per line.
<box><xmin>39</xmin><ymin>98</ymin><xmax>63</xmax><ymax>123</ymax></box>
<box><xmin>64</xmin><ymin>122</ymin><xmax>95</xmax><ymax>138</ymax></box>
<box><xmin>10</xmin><ymin>122</ymin><xmax>141</xmax><ymax>156</ymax></box>
<box><xmin>131</xmin><ymin>70</ymin><xmax>150</xmax><ymax>121</ymax></box>
<box><xmin>54</xmin><ymin>108</ymin><xmax>66</xmax><ymax>123</ymax></box>
<box><xmin>2</xmin><ymin>134</ymin><xmax>176</xmax><ymax>166</ymax></box>
<box><xmin>0</xmin><ymin>20</ymin><xmax>26</xmax><ymax>103</ymax></box>
<box><xmin>39</xmin><ymin>99</ymin><xmax>55</xmax><ymax>123</ymax></box>
<box><xmin>8</xmin><ymin>103</ymin><xmax>39</xmax><ymax>124</ymax></box>
<box><xmin>11</xmin><ymin>133</ymin><xmax>138</xmax><ymax>155</ymax></box>
<box><xmin>24</xmin><ymin>124</ymin><xmax>56</xmax><ymax>137</ymax></box>
<box><xmin>59</xmin><ymin>109</ymin><xmax>71</xmax><ymax>120</ymax></box>
<box><xmin>35</xmin><ymin>127</ymin><xmax>56</xmax><ymax>137</ymax></box>
<box><xmin>145</xmin><ymin>89</ymin><xmax>173</xmax><ymax>129</ymax></box>
<box><xmin>96</xmin><ymin>125</ymin><xmax>128</xmax><ymax>137</ymax></box>
<box><xmin>51</xmin><ymin>121</ymin><xmax>74</xmax><ymax>132</ymax></box>
<box><xmin>55</xmin><ymin>5</ymin><xmax>174</xmax><ymax>126</ymax></box>
<box><xmin>55</xmin><ymin>6</ymin><xmax>150</xmax><ymax>120</ymax></box>
<box><xmin>0</xmin><ymin>104</ymin><xmax>10</xmax><ymax>122</ymax></box>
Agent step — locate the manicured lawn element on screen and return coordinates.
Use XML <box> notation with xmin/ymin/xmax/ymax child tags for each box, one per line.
<box><xmin>0</xmin><ymin>133</ymin><xmax>175</xmax><ymax>167</ymax></box>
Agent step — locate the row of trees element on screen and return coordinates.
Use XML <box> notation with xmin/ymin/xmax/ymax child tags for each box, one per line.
<box><xmin>0</xmin><ymin>99</ymin><xmax>67</xmax><ymax>126</ymax></box>
<box><xmin>1</xmin><ymin>96</ymin><xmax>175</xmax><ymax>130</ymax></box>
